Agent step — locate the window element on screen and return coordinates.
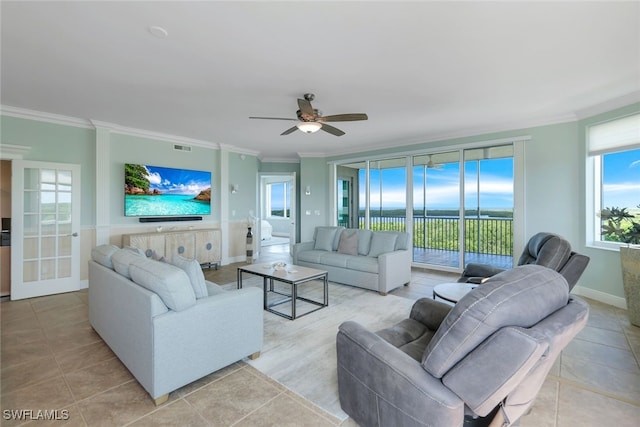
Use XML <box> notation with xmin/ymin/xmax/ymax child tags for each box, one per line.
<box><xmin>266</xmin><ymin>182</ymin><xmax>290</xmax><ymax>218</ymax></box>
<box><xmin>587</xmin><ymin>113</ymin><xmax>640</xmax><ymax>247</ymax></box>
<box><xmin>333</xmin><ymin>140</ymin><xmax>520</xmax><ymax>270</ymax></box>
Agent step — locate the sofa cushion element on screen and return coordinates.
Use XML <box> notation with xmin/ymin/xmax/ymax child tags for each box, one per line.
<box><xmin>368</xmin><ymin>232</ymin><xmax>398</xmax><ymax>257</ymax></box>
<box><xmin>356</xmin><ymin>229</ymin><xmax>373</xmax><ymax>255</ymax></box>
<box><xmin>171</xmin><ymin>255</ymin><xmax>208</xmax><ymax>299</ymax></box>
<box><xmin>314</xmin><ymin>226</ymin><xmax>344</xmax><ymax>251</ymax></box>
<box><xmin>422</xmin><ymin>265</ymin><xmax>569</xmax><ymax>378</ymax></box>
<box><xmin>376</xmin><ymin>318</ymin><xmax>436</xmax><ymax>362</ymax></box>
<box><xmin>298</xmin><ymin>250</ymin><xmax>330</xmax><ymax>264</ymax></box>
<box><xmin>129</xmin><ymin>257</ymin><xmax>196</xmax><ymax>311</ymax></box>
<box><xmin>395</xmin><ymin>232</ymin><xmax>410</xmax><ymax>250</ymax></box>
<box><xmin>337</xmin><ymin>230</ymin><xmax>359</xmax><ymax>256</ymax></box>
<box><xmin>346</xmin><ymin>256</ymin><xmax>379</xmax><ymax>274</ymax></box>
<box><xmin>315</xmin><ymin>227</ymin><xmax>339</xmax><ymax>251</ymax></box>
<box><xmin>91</xmin><ymin>244</ymin><xmax>120</xmax><ymax>269</ymax></box>
<box><xmin>318</xmin><ymin>252</ymin><xmax>351</xmax><ymax>268</ymax></box>
<box><xmin>111</xmin><ymin>247</ymin><xmax>145</xmax><ymax>278</ymax></box>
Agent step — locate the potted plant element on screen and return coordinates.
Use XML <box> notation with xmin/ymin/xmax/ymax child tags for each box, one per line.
<box><xmin>601</xmin><ymin>206</ymin><xmax>640</xmax><ymax>326</ymax></box>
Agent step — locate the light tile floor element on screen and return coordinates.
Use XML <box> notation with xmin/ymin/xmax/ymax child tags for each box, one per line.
<box><xmin>1</xmin><ymin>244</ymin><xmax>638</xmax><ymax>426</ymax></box>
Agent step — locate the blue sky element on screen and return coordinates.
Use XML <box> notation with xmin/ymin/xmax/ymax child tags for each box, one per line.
<box><xmin>145</xmin><ymin>165</ymin><xmax>211</xmax><ymax>195</ymax></box>
<box><xmin>361</xmin><ymin>158</ymin><xmax>514</xmax><ymax>210</ymax></box>
<box><xmin>356</xmin><ymin>149</ymin><xmax>640</xmax><ymax>211</ymax></box>
<box><xmin>602</xmin><ymin>148</ymin><xmax>640</xmax><ymax>209</ymax></box>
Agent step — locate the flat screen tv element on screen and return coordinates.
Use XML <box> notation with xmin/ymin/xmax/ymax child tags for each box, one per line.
<box><xmin>124</xmin><ymin>164</ymin><xmax>211</xmax><ymax>217</ymax></box>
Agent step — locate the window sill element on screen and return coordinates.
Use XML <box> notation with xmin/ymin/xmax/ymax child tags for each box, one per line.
<box><xmin>586</xmin><ymin>241</ymin><xmax>636</xmax><ymax>252</ymax></box>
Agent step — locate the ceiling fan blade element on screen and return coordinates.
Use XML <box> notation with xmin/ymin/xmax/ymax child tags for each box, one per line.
<box><xmin>280</xmin><ymin>126</ymin><xmax>299</xmax><ymax>136</ymax></box>
<box><xmin>297</xmin><ymin>98</ymin><xmax>315</xmax><ymax>120</ymax></box>
<box><xmin>249</xmin><ymin>116</ymin><xmax>297</xmax><ymax>121</ymax></box>
<box><xmin>318</xmin><ymin>113</ymin><xmax>368</xmax><ymax>122</ymax></box>
<box><xmin>320</xmin><ymin>123</ymin><xmax>345</xmax><ymax>137</ymax></box>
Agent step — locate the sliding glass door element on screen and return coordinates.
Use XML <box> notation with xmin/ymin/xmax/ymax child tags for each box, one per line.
<box><xmin>463</xmin><ymin>145</ymin><xmax>514</xmax><ymax>269</ymax></box>
<box><xmin>412</xmin><ymin>151</ymin><xmax>461</xmax><ymax>267</ymax></box>
<box><xmin>334</xmin><ymin>142</ymin><xmax>516</xmax><ymax>272</ymax></box>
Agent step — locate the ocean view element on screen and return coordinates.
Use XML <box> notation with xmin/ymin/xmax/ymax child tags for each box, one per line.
<box><xmin>125</xmin><ymin>194</ymin><xmax>210</xmax><ymax>216</ymax></box>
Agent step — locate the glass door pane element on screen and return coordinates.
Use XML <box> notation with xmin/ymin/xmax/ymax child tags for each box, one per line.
<box><xmin>337</xmin><ymin>162</ymin><xmax>365</xmax><ymax>228</ymax></box>
<box><xmin>22</xmin><ymin>167</ymin><xmax>74</xmax><ymax>283</ymax></box>
<box><xmin>412</xmin><ymin>151</ymin><xmax>460</xmax><ymax>266</ymax></box>
<box><xmin>369</xmin><ymin>158</ymin><xmax>407</xmax><ymax>232</ymax></box>
<box><xmin>337</xmin><ymin>178</ymin><xmax>352</xmax><ymax>227</ymax></box>
<box><xmin>463</xmin><ymin>145</ymin><xmax>514</xmax><ymax>269</ymax></box>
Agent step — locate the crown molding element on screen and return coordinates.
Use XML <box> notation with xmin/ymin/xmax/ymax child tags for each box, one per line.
<box><xmin>109</xmin><ymin>124</ymin><xmax>219</xmax><ymax>150</ymax></box>
<box><xmin>1</xmin><ymin>105</ymin><xmax>220</xmax><ymax>150</ymax></box>
<box><xmin>259</xmin><ymin>156</ymin><xmax>301</xmax><ymax>163</ymax></box>
<box><xmin>325</xmin><ymin>113</ymin><xmax>579</xmax><ymax>159</ymax></box>
<box><xmin>574</xmin><ymin>91</ymin><xmax>640</xmax><ymax>119</ymax></box>
<box><xmin>219</xmin><ymin>143</ymin><xmax>260</xmax><ymax>157</ymax></box>
<box><xmin>1</xmin><ymin>105</ymin><xmax>93</xmax><ymax>128</ymax></box>
<box><xmin>296</xmin><ymin>152</ymin><xmax>327</xmax><ymax>158</ymax></box>
<box><xmin>0</xmin><ymin>143</ymin><xmax>31</xmax><ymax>159</ymax></box>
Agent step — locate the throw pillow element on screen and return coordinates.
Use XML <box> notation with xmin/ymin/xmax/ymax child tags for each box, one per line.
<box><xmin>171</xmin><ymin>255</ymin><xmax>208</xmax><ymax>299</ymax></box>
<box><xmin>129</xmin><ymin>257</ymin><xmax>196</xmax><ymax>311</ymax></box>
<box><xmin>368</xmin><ymin>232</ymin><xmax>398</xmax><ymax>257</ymax></box>
<box><xmin>91</xmin><ymin>244</ymin><xmax>120</xmax><ymax>269</ymax></box>
<box><xmin>337</xmin><ymin>230</ymin><xmax>358</xmax><ymax>255</ymax></box>
<box><xmin>112</xmin><ymin>248</ymin><xmax>145</xmax><ymax>278</ymax></box>
<box><xmin>314</xmin><ymin>228</ymin><xmax>338</xmax><ymax>251</ymax></box>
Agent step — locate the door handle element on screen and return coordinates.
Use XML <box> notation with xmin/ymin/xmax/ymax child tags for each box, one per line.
<box><xmin>70</xmin><ymin>232</ymin><xmax>79</xmax><ymax>237</ymax></box>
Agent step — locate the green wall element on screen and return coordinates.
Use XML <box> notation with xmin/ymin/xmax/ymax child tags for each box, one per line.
<box><xmin>1</xmin><ymin>116</ymin><xmax>96</xmax><ymax>225</ymax></box>
<box><xmin>228</xmin><ymin>152</ymin><xmax>259</xmax><ymax>223</ymax></box>
<box><xmin>109</xmin><ymin>134</ymin><xmax>220</xmax><ymax>224</ymax></box>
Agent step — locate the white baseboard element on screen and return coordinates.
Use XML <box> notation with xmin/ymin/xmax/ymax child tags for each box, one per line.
<box><xmin>572</xmin><ymin>285</ymin><xmax>627</xmax><ymax>310</ymax></box>
<box><xmin>80</xmin><ymin>279</ymin><xmax>88</xmax><ymax>290</ymax></box>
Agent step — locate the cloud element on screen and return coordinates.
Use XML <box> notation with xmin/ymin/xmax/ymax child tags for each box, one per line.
<box><xmin>147</xmin><ymin>172</ymin><xmax>162</xmax><ymax>185</ymax></box>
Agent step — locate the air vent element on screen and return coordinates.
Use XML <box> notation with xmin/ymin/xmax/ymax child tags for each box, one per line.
<box><xmin>174</xmin><ymin>144</ymin><xmax>192</xmax><ymax>152</ymax></box>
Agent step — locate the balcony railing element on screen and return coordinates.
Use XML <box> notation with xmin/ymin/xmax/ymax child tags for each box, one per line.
<box><xmin>339</xmin><ymin>215</ymin><xmax>513</xmax><ymax>257</ymax></box>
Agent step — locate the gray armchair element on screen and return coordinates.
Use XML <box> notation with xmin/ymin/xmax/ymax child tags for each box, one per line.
<box><xmin>459</xmin><ymin>232</ymin><xmax>590</xmax><ymax>290</ymax></box>
<box><xmin>337</xmin><ymin>265</ymin><xmax>589</xmax><ymax>427</ymax></box>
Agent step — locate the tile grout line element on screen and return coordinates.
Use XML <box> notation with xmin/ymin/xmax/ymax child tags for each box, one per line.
<box><xmin>546</xmin><ymin>372</ymin><xmax>640</xmax><ymax>407</ymax></box>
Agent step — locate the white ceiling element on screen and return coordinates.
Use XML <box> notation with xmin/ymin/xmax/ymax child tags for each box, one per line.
<box><xmin>2</xmin><ymin>1</ymin><xmax>639</xmax><ymax>161</ymax></box>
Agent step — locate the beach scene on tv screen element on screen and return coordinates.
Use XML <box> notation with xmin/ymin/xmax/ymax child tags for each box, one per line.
<box><xmin>125</xmin><ymin>164</ymin><xmax>211</xmax><ymax>216</ymax></box>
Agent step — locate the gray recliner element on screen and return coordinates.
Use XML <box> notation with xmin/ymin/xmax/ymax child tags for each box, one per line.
<box><xmin>458</xmin><ymin>232</ymin><xmax>590</xmax><ymax>290</ymax></box>
<box><xmin>336</xmin><ymin>265</ymin><xmax>589</xmax><ymax>427</ymax></box>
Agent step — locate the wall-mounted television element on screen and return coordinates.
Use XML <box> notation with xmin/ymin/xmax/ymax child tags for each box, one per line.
<box><xmin>124</xmin><ymin>164</ymin><xmax>211</xmax><ymax>217</ymax></box>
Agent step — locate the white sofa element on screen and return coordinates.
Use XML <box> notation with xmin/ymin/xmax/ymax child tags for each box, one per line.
<box><xmin>293</xmin><ymin>226</ymin><xmax>412</xmax><ymax>295</ymax></box>
<box><xmin>88</xmin><ymin>245</ymin><xmax>263</xmax><ymax>404</ymax></box>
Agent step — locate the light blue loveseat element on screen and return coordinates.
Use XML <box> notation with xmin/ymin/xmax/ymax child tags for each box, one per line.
<box><xmin>88</xmin><ymin>245</ymin><xmax>263</xmax><ymax>404</ymax></box>
<box><xmin>293</xmin><ymin>226</ymin><xmax>412</xmax><ymax>295</ymax></box>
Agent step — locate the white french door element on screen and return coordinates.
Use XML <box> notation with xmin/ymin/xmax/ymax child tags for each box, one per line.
<box><xmin>11</xmin><ymin>160</ymin><xmax>81</xmax><ymax>300</ymax></box>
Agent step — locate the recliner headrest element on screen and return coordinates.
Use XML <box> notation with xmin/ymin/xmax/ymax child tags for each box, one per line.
<box><xmin>518</xmin><ymin>232</ymin><xmax>572</xmax><ymax>270</ymax></box>
<box><xmin>422</xmin><ymin>265</ymin><xmax>569</xmax><ymax>378</ymax></box>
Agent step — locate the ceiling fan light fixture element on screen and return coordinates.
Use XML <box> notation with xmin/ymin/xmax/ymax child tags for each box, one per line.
<box><xmin>296</xmin><ymin>122</ymin><xmax>322</xmax><ymax>134</ymax></box>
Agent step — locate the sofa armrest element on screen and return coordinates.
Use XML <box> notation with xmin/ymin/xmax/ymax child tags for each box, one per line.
<box><xmin>151</xmin><ymin>287</ymin><xmax>263</xmax><ymax>397</ymax></box>
<box><xmin>459</xmin><ymin>263</ymin><xmax>505</xmax><ymax>283</ymax></box>
<box><xmin>337</xmin><ymin>321</ymin><xmax>462</xmax><ymax>426</ymax></box>
<box><xmin>378</xmin><ymin>249</ymin><xmax>412</xmax><ymax>293</ymax></box>
<box><xmin>442</xmin><ymin>327</ymin><xmax>548</xmax><ymax>417</ymax></box>
<box><xmin>292</xmin><ymin>241</ymin><xmax>314</xmax><ymax>263</ymax></box>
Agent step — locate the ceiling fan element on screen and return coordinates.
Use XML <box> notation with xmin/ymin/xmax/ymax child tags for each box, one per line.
<box><xmin>249</xmin><ymin>93</ymin><xmax>368</xmax><ymax>136</ymax></box>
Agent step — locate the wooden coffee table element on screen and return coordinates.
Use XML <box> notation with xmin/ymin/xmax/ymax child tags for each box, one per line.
<box><xmin>237</xmin><ymin>263</ymin><xmax>328</xmax><ymax>320</ymax></box>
